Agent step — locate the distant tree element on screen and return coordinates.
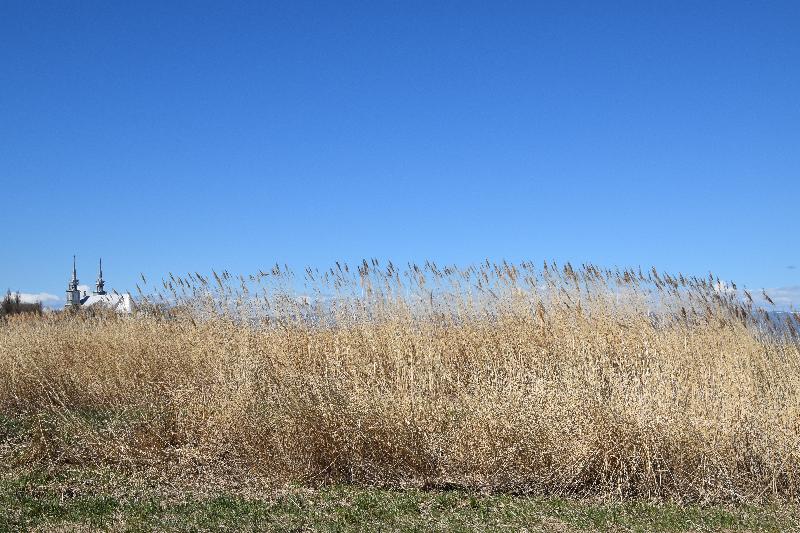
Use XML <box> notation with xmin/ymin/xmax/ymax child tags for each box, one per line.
<box><xmin>0</xmin><ymin>290</ymin><xmax>43</xmax><ymax>317</ymax></box>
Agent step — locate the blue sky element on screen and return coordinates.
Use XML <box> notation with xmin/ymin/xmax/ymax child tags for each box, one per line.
<box><xmin>1</xmin><ymin>1</ymin><xmax>798</xmax><ymax>307</ymax></box>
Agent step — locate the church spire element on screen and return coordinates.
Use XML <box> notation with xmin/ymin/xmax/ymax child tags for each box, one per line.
<box><xmin>69</xmin><ymin>255</ymin><xmax>79</xmax><ymax>291</ymax></box>
<box><xmin>95</xmin><ymin>258</ymin><xmax>106</xmax><ymax>295</ymax></box>
<box><xmin>66</xmin><ymin>255</ymin><xmax>81</xmax><ymax>308</ymax></box>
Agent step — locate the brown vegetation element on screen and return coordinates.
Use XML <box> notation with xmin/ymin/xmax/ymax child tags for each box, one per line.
<box><xmin>1</xmin><ymin>261</ymin><xmax>798</xmax><ymax>503</ymax></box>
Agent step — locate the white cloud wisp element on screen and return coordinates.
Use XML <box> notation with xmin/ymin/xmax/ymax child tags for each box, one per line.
<box><xmin>9</xmin><ymin>292</ymin><xmax>60</xmax><ymax>304</ymax></box>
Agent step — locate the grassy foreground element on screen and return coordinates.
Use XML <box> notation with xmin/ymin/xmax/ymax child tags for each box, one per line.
<box><xmin>2</xmin><ymin>468</ymin><xmax>797</xmax><ymax>532</ymax></box>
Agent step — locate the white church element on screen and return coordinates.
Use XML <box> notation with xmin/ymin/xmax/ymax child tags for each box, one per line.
<box><xmin>65</xmin><ymin>256</ymin><xmax>134</xmax><ymax>313</ymax></box>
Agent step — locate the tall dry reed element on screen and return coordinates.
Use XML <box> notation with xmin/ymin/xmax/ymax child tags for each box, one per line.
<box><xmin>1</xmin><ymin>261</ymin><xmax>798</xmax><ymax>502</ymax></box>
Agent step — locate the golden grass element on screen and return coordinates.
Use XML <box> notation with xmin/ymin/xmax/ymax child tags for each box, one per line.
<box><xmin>1</xmin><ymin>261</ymin><xmax>798</xmax><ymax>503</ymax></box>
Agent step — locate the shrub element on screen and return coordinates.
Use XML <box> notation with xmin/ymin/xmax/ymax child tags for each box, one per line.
<box><xmin>0</xmin><ymin>290</ymin><xmax>42</xmax><ymax>317</ymax></box>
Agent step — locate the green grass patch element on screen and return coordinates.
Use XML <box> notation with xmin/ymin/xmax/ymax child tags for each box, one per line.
<box><xmin>0</xmin><ymin>469</ymin><xmax>796</xmax><ymax>532</ymax></box>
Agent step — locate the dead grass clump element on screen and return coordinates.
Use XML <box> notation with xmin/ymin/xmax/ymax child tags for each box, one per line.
<box><xmin>1</xmin><ymin>261</ymin><xmax>798</xmax><ymax>502</ymax></box>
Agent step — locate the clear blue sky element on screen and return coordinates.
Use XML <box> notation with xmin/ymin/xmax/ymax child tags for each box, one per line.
<box><xmin>1</xmin><ymin>1</ymin><xmax>798</xmax><ymax>307</ymax></box>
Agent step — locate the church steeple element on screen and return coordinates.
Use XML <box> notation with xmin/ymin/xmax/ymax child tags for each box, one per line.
<box><xmin>95</xmin><ymin>258</ymin><xmax>106</xmax><ymax>295</ymax></box>
<box><xmin>69</xmin><ymin>255</ymin><xmax>78</xmax><ymax>291</ymax></box>
<box><xmin>66</xmin><ymin>255</ymin><xmax>82</xmax><ymax>308</ymax></box>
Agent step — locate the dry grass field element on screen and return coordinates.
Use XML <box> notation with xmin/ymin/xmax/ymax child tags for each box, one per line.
<box><xmin>2</xmin><ymin>260</ymin><xmax>799</xmax><ymax>525</ymax></box>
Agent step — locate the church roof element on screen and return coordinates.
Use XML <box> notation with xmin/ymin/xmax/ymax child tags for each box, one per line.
<box><xmin>80</xmin><ymin>293</ymin><xmax>134</xmax><ymax>313</ymax></box>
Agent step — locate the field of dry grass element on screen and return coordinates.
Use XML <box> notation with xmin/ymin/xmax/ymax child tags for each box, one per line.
<box><xmin>2</xmin><ymin>261</ymin><xmax>799</xmax><ymax>506</ymax></box>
